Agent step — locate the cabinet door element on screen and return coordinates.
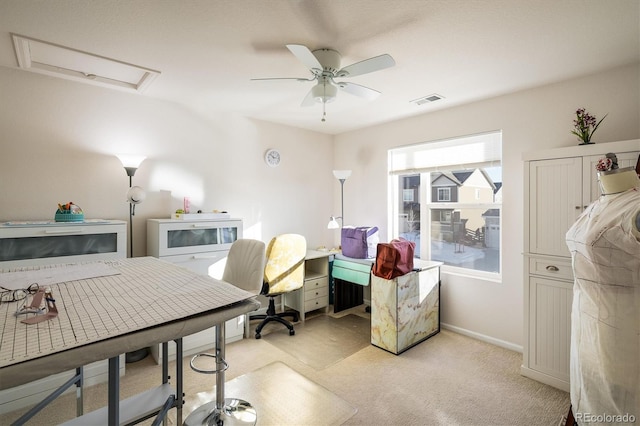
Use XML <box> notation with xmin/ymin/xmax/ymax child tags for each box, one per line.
<box><xmin>529</xmin><ymin>157</ymin><xmax>582</xmax><ymax>257</ymax></box>
<box><xmin>528</xmin><ymin>276</ymin><xmax>573</xmax><ymax>387</ymax></box>
<box><xmin>152</xmin><ymin>220</ymin><xmax>242</xmax><ymax>257</ymax></box>
<box><xmin>583</xmin><ymin>151</ymin><xmax>640</xmax><ymax>203</ymax></box>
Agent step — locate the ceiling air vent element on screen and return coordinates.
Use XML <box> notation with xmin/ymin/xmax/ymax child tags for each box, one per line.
<box><xmin>410</xmin><ymin>94</ymin><xmax>444</xmax><ymax>106</ymax></box>
<box><xmin>11</xmin><ymin>34</ymin><xmax>160</xmax><ymax>93</ymax></box>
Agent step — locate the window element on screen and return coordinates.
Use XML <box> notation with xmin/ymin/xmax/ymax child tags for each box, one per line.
<box><xmin>403</xmin><ymin>189</ymin><xmax>414</xmax><ymax>202</ymax></box>
<box><xmin>389</xmin><ymin>131</ymin><xmax>502</xmax><ymax>278</ymax></box>
<box><xmin>437</xmin><ymin>187</ymin><xmax>450</xmax><ymax>201</ymax></box>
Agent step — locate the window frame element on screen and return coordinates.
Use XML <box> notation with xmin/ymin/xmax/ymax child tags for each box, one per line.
<box><xmin>388</xmin><ymin>131</ymin><xmax>502</xmax><ymax>282</ymax></box>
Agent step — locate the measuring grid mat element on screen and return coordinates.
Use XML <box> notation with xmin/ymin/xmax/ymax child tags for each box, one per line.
<box><xmin>0</xmin><ymin>257</ymin><xmax>254</xmax><ymax>367</ymax></box>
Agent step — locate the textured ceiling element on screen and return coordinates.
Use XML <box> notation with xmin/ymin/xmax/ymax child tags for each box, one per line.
<box><xmin>0</xmin><ymin>0</ymin><xmax>638</xmax><ymax>135</ymax></box>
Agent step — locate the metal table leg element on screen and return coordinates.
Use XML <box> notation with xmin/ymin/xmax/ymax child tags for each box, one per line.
<box><xmin>184</xmin><ymin>323</ymin><xmax>257</xmax><ymax>426</ymax></box>
<box><xmin>108</xmin><ymin>356</ymin><xmax>120</xmax><ymax>425</ymax></box>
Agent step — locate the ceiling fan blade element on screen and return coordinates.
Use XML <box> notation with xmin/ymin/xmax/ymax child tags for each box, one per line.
<box><xmin>250</xmin><ymin>77</ymin><xmax>312</xmax><ymax>82</ymax></box>
<box><xmin>286</xmin><ymin>44</ymin><xmax>323</xmax><ymax>73</ymax></box>
<box><xmin>336</xmin><ymin>82</ymin><xmax>381</xmax><ymax>100</ymax></box>
<box><xmin>301</xmin><ymin>87</ymin><xmax>317</xmax><ymax>107</ymax></box>
<box><xmin>337</xmin><ymin>54</ymin><xmax>395</xmax><ymax>78</ymax></box>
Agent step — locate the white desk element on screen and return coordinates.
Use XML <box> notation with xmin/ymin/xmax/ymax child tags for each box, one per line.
<box><xmin>283</xmin><ymin>250</ymin><xmax>333</xmax><ymax>322</ymax></box>
<box><xmin>0</xmin><ymin>257</ymin><xmax>259</xmax><ymax>425</ymax></box>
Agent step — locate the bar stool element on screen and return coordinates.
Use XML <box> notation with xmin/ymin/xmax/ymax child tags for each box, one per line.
<box><xmin>184</xmin><ymin>239</ymin><xmax>265</xmax><ymax>426</ymax></box>
<box><xmin>184</xmin><ymin>324</ymin><xmax>256</xmax><ymax>426</ymax></box>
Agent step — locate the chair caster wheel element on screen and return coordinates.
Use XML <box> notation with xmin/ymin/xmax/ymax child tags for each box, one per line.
<box><xmin>289</xmin><ymin>329</ymin><xmax>295</xmax><ymax>336</ymax></box>
<box><xmin>255</xmin><ymin>333</ymin><xmax>261</xmax><ymax>339</ymax></box>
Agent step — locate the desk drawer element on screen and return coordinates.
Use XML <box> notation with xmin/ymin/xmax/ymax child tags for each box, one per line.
<box><xmin>305</xmin><ymin>295</ymin><xmax>328</xmax><ymax>312</ymax></box>
<box><xmin>304</xmin><ymin>277</ymin><xmax>328</xmax><ymax>292</ymax></box>
<box><xmin>305</xmin><ymin>284</ymin><xmax>328</xmax><ymax>302</ymax></box>
<box><xmin>529</xmin><ymin>256</ymin><xmax>573</xmax><ymax>280</ymax></box>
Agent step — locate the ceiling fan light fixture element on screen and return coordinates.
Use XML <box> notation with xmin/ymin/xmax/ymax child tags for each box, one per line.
<box><xmin>311</xmin><ymin>82</ymin><xmax>337</xmax><ymax>103</ymax></box>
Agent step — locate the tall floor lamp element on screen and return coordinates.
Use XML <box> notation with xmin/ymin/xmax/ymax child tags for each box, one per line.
<box><xmin>117</xmin><ymin>154</ymin><xmax>147</xmax><ymax>363</ymax></box>
<box><xmin>328</xmin><ymin>170</ymin><xmax>351</xmax><ymax>229</ymax></box>
<box><xmin>116</xmin><ymin>154</ymin><xmax>146</xmax><ymax>258</ymax></box>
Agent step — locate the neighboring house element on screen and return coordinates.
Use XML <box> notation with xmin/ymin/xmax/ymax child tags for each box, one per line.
<box><xmin>431</xmin><ymin>169</ymin><xmax>496</xmax><ymax>203</ymax></box>
<box><xmin>430</xmin><ymin>169</ymin><xmax>498</xmax><ymax>246</ymax></box>
<box><xmin>493</xmin><ymin>182</ymin><xmax>503</xmax><ymax>203</ymax></box>
<box><xmin>482</xmin><ymin>208</ymin><xmax>501</xmax><ymax>249</ymax></box>
<box><xmin>399</xmin><ymin>175</ymin><xmax>421</xmax><ymax>234</ymax></box>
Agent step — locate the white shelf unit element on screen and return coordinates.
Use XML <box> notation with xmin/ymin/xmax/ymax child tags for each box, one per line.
<box><xmin>146</xmin><ymin>218</ymin><xmax>244</xmax><ymax>363</ymax></box>
<box><xmin>522</xmin><ymin>139</ymin><xmax>640</xmax><ymax>391</ymax></box>
<box><xmin>0</xmin><ymin>219</ymin><xmax>127</xmax><ymax>414</ymax></box>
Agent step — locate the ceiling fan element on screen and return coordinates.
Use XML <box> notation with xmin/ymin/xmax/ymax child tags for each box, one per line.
<box><xmin>252</xmin><ymin>44</ymin><xmax>395</xmax><ymax>121</ymax></box>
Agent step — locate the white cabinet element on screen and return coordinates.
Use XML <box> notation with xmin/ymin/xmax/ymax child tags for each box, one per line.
<box><xmin>283</xmin><ymin>250</ymin><xmax>331</xmax><ymax>322</ymax></box>
<box><xmin>0</xmin><ymin>220</ymin><xmax>127</xmax><ymax>414</ymax></box>
<box><xmin>0</xmin><ymin>220</ymin><xmax>127</xmax><ymax>267</ymax></box>
<box><xmin>522</xmin><ymin>139</ymin><xmax>640</xmax><ymax>391</ymax></box>
<box><xmin>146</xmin><ymin>218</ymin><xmax>244</xmax><ymax>363</ymax></box>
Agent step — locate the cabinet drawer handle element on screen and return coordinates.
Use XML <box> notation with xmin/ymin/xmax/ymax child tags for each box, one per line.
<box><xmin>192</xmin><ymin>254</ymin><xmax>218</xmax><ymax>259</ymax></box>
<box><xmin>44</xmin><ymin>228</ymin><xmax>85</xmax><ymax>234</ymax></box>
<box><xmin>545</xmin><ymin>265</ymin><xmax>559</xmax><ymax>272</ymax></box>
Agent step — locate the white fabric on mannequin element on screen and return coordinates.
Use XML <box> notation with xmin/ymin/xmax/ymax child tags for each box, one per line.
<box><xmin>565</xmin><ymin>166</ymin><xmax>640</xmax><ymax>422</ymax></box>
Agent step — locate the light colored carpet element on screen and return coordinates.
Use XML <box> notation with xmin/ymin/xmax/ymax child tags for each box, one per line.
<box><xmin>262</xmin><ymin>314</ymin><xmax>371</xmax><ymax>370</ymax></box>
<box><xmin>188</xmin><ymin>361</ymin><xmax>357</xmax><ymax>425</ymax></box>
<box><xmin>0</xmin><ymin>307</ymin><xmax>570</xmax><ymax>425</ymax></box>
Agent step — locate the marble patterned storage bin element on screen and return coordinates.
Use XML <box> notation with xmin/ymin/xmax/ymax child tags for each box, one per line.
<box><xmin>371</xmin><ymin>262</ymin><xmax>441</xmax><ymax>354</ymax></box>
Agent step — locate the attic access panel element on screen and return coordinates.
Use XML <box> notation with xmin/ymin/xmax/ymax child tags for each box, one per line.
<box><xmin>12</xmin><ymin>34</ymin><xmax>160</xmax><ymax>93</ymax></box>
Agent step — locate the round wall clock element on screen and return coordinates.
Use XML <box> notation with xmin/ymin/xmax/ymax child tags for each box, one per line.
<box><xmin>265</xmin><ymin>149</ymin><xmax>281</xmax><ymax>167</ymax></box>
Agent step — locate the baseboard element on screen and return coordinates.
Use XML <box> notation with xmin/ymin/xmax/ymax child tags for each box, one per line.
<box><xmin>441</xmin><ymin>322</ymin><xmax>523</xmax><ymax>353</ymax></box>
<box><xmin>520</xmin><ymin>366</ymin><xmax>570</xmax><ymax>392</ymax></box>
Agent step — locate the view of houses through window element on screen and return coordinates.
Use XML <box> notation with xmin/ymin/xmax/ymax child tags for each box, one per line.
<box><xmin>389</xmin><ymin>131</ymin><xmax>502</xmax><ymax>277</ymax></box>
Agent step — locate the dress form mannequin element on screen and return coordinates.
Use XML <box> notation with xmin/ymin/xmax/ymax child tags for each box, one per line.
<box><xmin>598</xmin><ymin>167</ymin><xmax>640</xmax><ymax>194</ymax></box>
<box><xmin>565</xmin><ymin>153</ymin><xmax>640</xmax><ymax>424</ymax></box>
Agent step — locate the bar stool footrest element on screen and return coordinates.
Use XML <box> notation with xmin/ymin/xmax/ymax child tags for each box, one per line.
<box><xmin>189</xmin><ymin>353</ymin><xmax>229</xmax><ymax>375</ymax></box>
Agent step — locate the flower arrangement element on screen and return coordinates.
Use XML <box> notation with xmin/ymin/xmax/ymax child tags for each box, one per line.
<box><xmin>571</xmin><ymin>108</ymin><xmax>607</xmax><ymax>145</ymax></box>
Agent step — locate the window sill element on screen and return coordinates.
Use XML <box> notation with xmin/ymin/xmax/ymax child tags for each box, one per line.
<box><xmin>440</xmin><ymin>266</ymin><xmax>502</xmax><ymax>283</ymax></box>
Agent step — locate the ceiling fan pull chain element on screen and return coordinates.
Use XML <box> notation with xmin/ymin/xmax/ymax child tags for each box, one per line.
<box><xmin>322</xmin><ymin>83</ymin><xmax>327</xmax><ymax>122</ymax></box>
<box><xmin>321</xmin><ymin>83</ymin><xmax>327</xmax><ymax>122</ymax></box>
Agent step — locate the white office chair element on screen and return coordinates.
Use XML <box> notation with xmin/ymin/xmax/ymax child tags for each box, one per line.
<box><xmin>185</xmin><ymin>238</ymin><xmax>266</xmax><ymax>426</ymax></box>
<box><xmin>221</xmin><ymin>239</ymin><xmax>267</xmax><ymax>338</ymax></box>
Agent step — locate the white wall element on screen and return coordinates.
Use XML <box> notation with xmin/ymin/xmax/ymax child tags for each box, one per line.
<box><xmin>333</xmin><ymin>63</ymin><xmax>640</xmax><ymax>349</ymax></box>
<box><xmin>0</xmin><ymin>67</ymin><xmax>336</xmax><ymax>255</ymax></box>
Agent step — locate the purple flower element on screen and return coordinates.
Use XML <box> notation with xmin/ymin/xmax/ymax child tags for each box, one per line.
<box><xmin>571</xmin><ymin>108</ymin><xmax>607</xmax><ymax>144</ymax></box>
